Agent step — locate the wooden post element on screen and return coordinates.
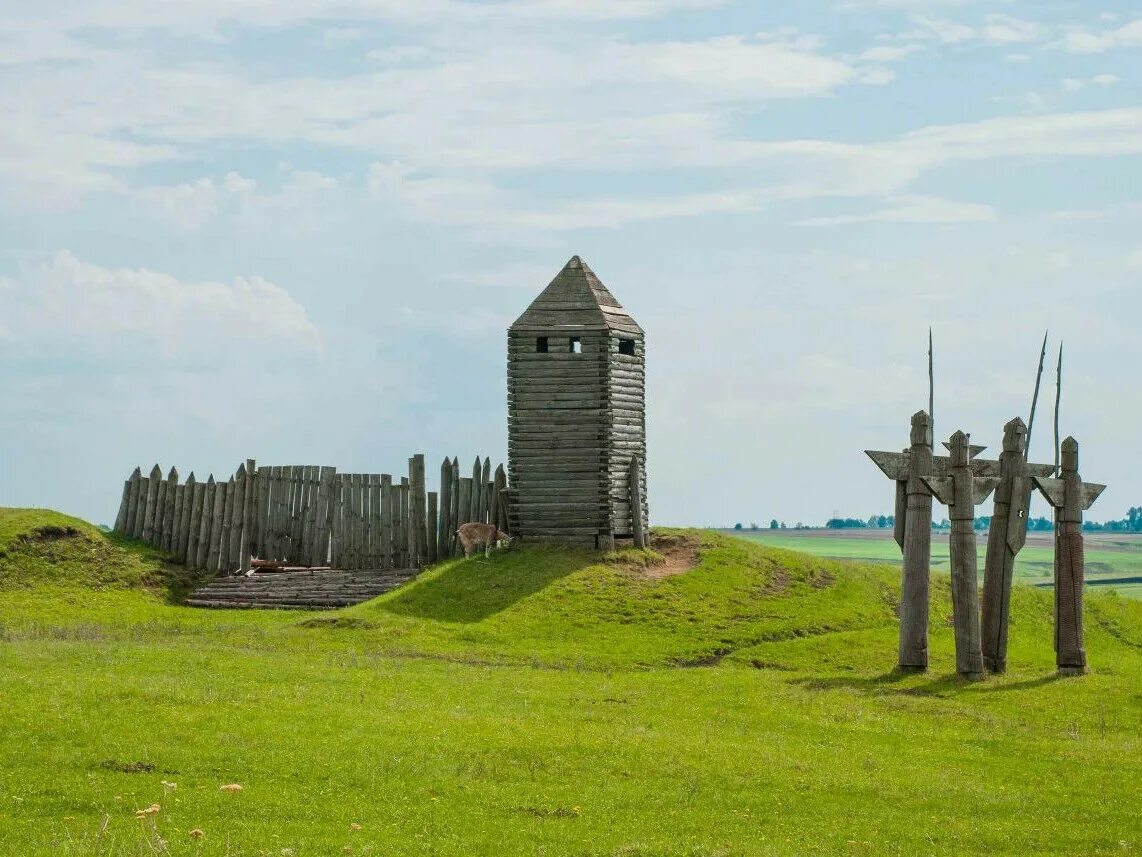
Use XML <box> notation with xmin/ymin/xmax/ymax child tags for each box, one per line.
<box><xmin>171</xmin><ymin>482</ymin><xmax>186</xmax><ymax>561</ymax></box>
<box><xmin>370</xmin><ymin>473</ymin><xmax>382</xmax><ymax>567</ymax></box>
<box><xmin>1033</xmin><ymin>438</ymin><xmax>1105</xmax><ymax>675</ymax></box>
<box><xmin>481</xmin><ymin>457</ymin><xmax>491</xmax><ymax>521</ymax></box>
<box><xmin>330</xmin><ymin>475</ymin><xmax>343</xmax><ymax>568</ymax></box>
<box><xmin>208</xmin><ymin>479</ymin><xmax>227</xmax><ymax>572</ymax></box>
<box><xmin>219</xmin><ymin>477</ymin><xmax>235</xmax><ymax>572</ymax></box>
<box><xmin>427</xmin><ymin>491</ymin><xmax>439</xmax><ymax>564</ymax></box>
<box><xmin>142</xmin><ymin>464</ymin><xmax>162</xmax><ymax>545</ymax></box>
<box><xmin>438</xmin><ymin>457</ymin><xmax>452</xmax><ymax>560</ymax></box>
<box><xmin>981</xmin><ymin>418</ymin><xmax>1055</xmax><ymax>673</ymax></box>
<box><xmin>629</xmin><ymin>456</ymin><xmax>646</xmax><ymax>548</ymax></box>
<box><xmin>922</xmin><ymin>431</ymin><xmax>999</xmax><ymax>680</ymax></box>
<box><xmin>411</xmin><ymin>454</ymin><xmax>427</xmax><ymax>566</ymax></box>
<box><xmin>187</xmin><ymin>477</ymin><xmax>205</xmax><ymax>568</ymax></box>
<box><xmin>179</xmin><ymin>473</ymin><xmax>197</xmax><ymax>562</ymax></box>
<box><xmin>449</xmin><ymin>457</ymin><xmax>460</xmax><ymax>556</ymax></box>
<box><xmin>155</xmin><ymin>477</ymin><xmax>168</xmax><ymax>550</ymax></box>
<box><xmin>114</xmin><ymin>476</ymin><xmax>132</xmax><ymax>533</ymax></box>
<box><xmin>494</xmin><ymin>465</ymin><xmax>509</xmax><ymax>534</ymax></box>
<box><xmin>160</xmin><ymin>467</ymin><xmax>178</xmax><ymax>552</ymax></box>
<box><xmin>196</xmin><ymin>476</ymin><xmax>216</xmax><ymax>570</ymax></box>
<box><xmin>228</xmin><ymin>465</ymin><xmax>246</xmax><ymax>572</ymax></box>
<box><xmin>124</xmin><ymin>467</ymin><xmax>143</xmax><ymax>537</ymax></box>
<box><xmin>470</xmin><ymin>457</ymin><xmax>482</xmax><ymax>523</ymax></box>
<box><xmin>240</xmin><ymin>460</ymin><xmax>255</xmax><ymax>572</ymax></box>
<box><xmin>457</xmin><ymin>477</ymin><xmax>472</xmax><ymax>540</ymax></box>
<box><xmin>398</xmin><ymin>478</ymin><xmax>410</xmax><ymax>568</ymax></box>
<box><xmin>868</xmin><ymin>412</ymin><xmax>936</xmax><ymax>672</ymax></box>
<box><xmin>314</xmin><ymin>467</ymin><xmax>334</xmax><ymax>567</ymax></box>
<box><xmin>254</xmin><ymin>466</ymin><xmax>268</xmax><ymax>559</ymax></box>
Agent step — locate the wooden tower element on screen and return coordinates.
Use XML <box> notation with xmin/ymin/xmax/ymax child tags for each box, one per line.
<box><xmin>508</xmin><ymin>256</ymin><xmax>647</xmax><ymax>548</ymax></box>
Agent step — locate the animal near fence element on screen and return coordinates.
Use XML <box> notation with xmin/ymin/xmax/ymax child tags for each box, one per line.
<box><xmin>113</xmin><ymin>454</ymin><xmax>510</xmax><ymax>574</ymax></box>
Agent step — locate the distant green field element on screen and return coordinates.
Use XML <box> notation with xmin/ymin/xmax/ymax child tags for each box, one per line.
<box><xmin>726</xmin><ymin>530</ymin><xmax>1142</xmax><ymax>599</ymax></box>
<box><xmin>4</xmin><ymin>509</ymin><xmax>1142</xmax><ymax>855</ymax></box>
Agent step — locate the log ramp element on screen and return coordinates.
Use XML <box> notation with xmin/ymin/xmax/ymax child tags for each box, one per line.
<box><xmin>185</xmin><ymin>567</ymin><xmax>419</xmax><ymax>610</ymax></box>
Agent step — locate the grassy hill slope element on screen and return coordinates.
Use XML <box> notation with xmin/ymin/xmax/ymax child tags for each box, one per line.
<box><xmin>2</xmin><ymin>508</ymin><xmax>1141</xmax><ymax>856</ymax></box>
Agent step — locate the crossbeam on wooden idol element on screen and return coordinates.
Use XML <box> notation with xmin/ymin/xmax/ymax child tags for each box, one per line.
<box><xmin>865</xmin><ymin>411</ymin><xmax>987</xmax><ymax>672</ymax></box>
<box><xmin>1032</xmin><ymin>437</ymin><xmax>1105</xmax><ymax>676</ymax></box>
<box><xmin>979</xmin><ymin>418</ymin><xmax>1056</xmax><ymax>674</ymax></box>
<box><xmin>922</xmin><ymin>431</ymin><xmax>1000</xmax><ymax>679</ymax></box>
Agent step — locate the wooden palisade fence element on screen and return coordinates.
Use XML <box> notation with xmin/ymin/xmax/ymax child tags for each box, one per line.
<box><xmin>113</xmin><ymin>454</ymin><xmax>510</xmax><ymax>574</ymax></box>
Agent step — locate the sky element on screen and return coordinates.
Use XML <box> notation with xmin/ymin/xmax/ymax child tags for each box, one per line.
<box><xmin>1</xmin><ymin>0</ymin><xmax>1140</xmax><ymax>528</ymax></box>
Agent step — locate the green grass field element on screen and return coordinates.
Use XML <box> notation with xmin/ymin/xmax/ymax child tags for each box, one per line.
<box><xmin>3</xmin><ymin>509</ymin><xmax>1142</xmax><ymax>855</ymax></box>
<box><xmin>726</xmin><ymin>530</ymin><xmax>1142</xmax><ymax>600</ymax></box>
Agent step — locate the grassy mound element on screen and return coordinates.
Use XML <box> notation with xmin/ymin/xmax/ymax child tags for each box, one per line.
<box><xmin>3</xmin><ymin>510</ymin><xmax>1142</xmax><ymax>855</ymax></box>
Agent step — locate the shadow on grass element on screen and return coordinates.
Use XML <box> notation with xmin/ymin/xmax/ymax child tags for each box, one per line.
<box><xmin>790</xmin><ymin>669</ymin><xmax>1064</xmax><ymax>697</ymax></box>
<box><xmin>381</xmin><ymin>545</ymin><xmax>595</xmax><ymax>623</ymax></box>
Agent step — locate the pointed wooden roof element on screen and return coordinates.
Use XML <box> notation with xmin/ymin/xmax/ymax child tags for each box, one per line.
<box><xmin>511</xmin><ymin>256</ymin><xmax>642</xmax><ymax>335</ymax></box>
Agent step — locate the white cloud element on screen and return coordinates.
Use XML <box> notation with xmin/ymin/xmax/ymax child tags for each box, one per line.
<box><xmin>859</xmin><ymin>43</ymin><xmax>924</xmax><ymax>61</ymax></box>
<box><xmin>0</xmin><ymin>251</ymin><xmax>320</xmax><ymax>362</ymax></box>
<box><xmin>982</xmin><ymin>14</ymin><xmax>1042</xmax><ymax>45</ymax></box>
<box><xmin>796</xmin><ymin>195</ymin><xmax>996</xmax><ymax>226</ymax></box>
<box><xmin>1062</xmin><ymin>19</ymin><xmax>1142</xmax><ymax>53</ymax></box>
<box><xmin>1092</xmin><ymin>73</ymin><xmax>1121</xmax><ymax>86</ymax></box>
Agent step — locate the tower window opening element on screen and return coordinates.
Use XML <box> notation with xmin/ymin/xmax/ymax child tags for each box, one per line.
<box><xmin>570</xmin><ymin>337</ymin><xmax>582</xmax><ymax>354</ymax></box>
<box><xmin>536</xmin><ymin>336</ymin><xmax>548</xmax><ymax>353</ymax></box>
<box><xmin>618</xmin><ymin>338</ymin><xmax>635</xmax><ymax>356</ymax></box>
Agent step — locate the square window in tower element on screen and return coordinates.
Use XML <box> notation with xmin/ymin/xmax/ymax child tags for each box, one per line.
<box><xmin>618</xmin><ymin>338</ymin><xmax>635</xmax><ymax>355</ymax></box>
<box><xmin>570</xmin><ymin>337</ymin><xmax>582</xmax><ymax>354</ymax></box>
<box><xmin>536</xmin><ymin>336</ymin><xmax>548</xmax><ymax>353</ymax></box>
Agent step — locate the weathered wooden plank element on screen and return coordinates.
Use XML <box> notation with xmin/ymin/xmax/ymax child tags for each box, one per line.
<box><xmin>239</xmin><ymin>460</ymin><xmax>255</xmax><ymax>572</ymax></box>
<box><xmin>124</xmin><ymin>467</ymin><xmax>144</xmax><ymax>537</ymax></box>
<box><xmin>228</xmin><ymin>464</ymin><xmax>246</xmax><ymax>572</ymax></box>
<box><xmin>449</xmin><ymin>458</ymin><xmax>460</xmax><ymax>557</ymax></box>
<box><xmin>208</xmin><ymin>479</ymin><xmax>227</xmax><ymax>573</ymax></box>
<box><xmin>629</xmin><ymin>456</ymin><xmax>645</xmax><ymax>548</ymax></box>
<box><xmin>185</xmin><ymin>476</ymin><xmax>204</xmax><ymax>566</ymax></box>
<box><xmin>330</xmin><ymin>475</ymin><xmax>344</xmax><ymax>568</ymax></box>
<box><xmin>410</xmin><ymin>455</ymin><xmax>427</xmax><ymax>567</ymax></box>
<box><xmin>398</xmin><ymin>478</ymin><xmax>410</xmax><ymax>568</ymax></box>
<box><xmin>380</xmin><ymin>474</ymin><xmax>393</xmax><ymax>570</ymax></box>
<box><xmin>170</xmin><ymin>482</ymin><xmax>186</xmax><ymax>561</ymax></box>
<box><xmin>194</xmin><ymin>477</ymin><xmax>215</xmax><ymax>570</ymax></box>
<box><xmin>438</xmin><ymin>457</ymin><xmax>452</xmax><ymax>560</ymax></box>
<box><xmin>457</xmin><ymin>478</ymin><xmax>472</xmax><ymax>533</ymax></box>
<box><xmin>114</xmin><ymin>476</ymin><xmax>132</xmax><ymax>534</ymax></box>
<box><xmin>154</xmin><ymin>475</ymin><xmax>167</xmax><ymax>549</ymax></box>
<box><xmin>218</xmin><ymin>477</ymin><xmax>234</xmax><ymax>572</ymax></box>
<box><xmin>160</xmin><ymin>467</ymin><xmax>179</xmax><ymax>552</ymax></box>
<box><xmin>426</xmin><ymin>491</ymin><xmax>438</xmax><ymax>565</ymax></box>
<box><xmin>177</xmin><ymin>474</ymin><xmax>195</xmax><ymax>562</ymax></box>
<box><xmin>142</xmin><ymin>464</ymin><xmax>162</xmax><ymax>545</ymax></box>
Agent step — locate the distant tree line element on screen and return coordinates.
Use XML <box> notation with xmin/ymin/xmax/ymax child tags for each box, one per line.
<box><xmin>748</xmin><ymin>506</ymin><xmax>1142</xmax><ymax>534</ymax></box>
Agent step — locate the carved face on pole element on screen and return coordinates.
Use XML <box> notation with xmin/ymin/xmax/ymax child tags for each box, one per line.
<box><xmin>1062</xmin><ymin>436</ymin><xmax>1078</xmax><ymax>473</ymax></box>
<box><xmin>1002</xmin><ymin>417</ymin><xmax>1027</xmax><ymax>455</ymax></box>
<box><xmin>910</xmin><ymin>411</ymin><xmax>931</xmax><ymax>447</ymax></box>
<box><xmin>948</xmin><ymin>430</ymin><xmax>970</xmax><ymax>468</ymax></box>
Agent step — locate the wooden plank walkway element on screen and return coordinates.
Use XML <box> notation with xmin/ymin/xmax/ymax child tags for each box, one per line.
<box><xmin>185</xmin><ymin>568</ymin><xmax>419</xmax><ymax>610</ymax></box>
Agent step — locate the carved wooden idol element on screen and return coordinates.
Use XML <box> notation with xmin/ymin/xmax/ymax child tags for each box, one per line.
<box><xmin>922</xmin><ymin>431</ymin><xmax>999</xmax><ymax>679</ymax></box>
<box><xmin>867</xmin><ymin>411</ymin><xmax>935</xmax><ymax>671</ymax></box>
<box><xmin>980</xmin><ymin>418</ymin><xmax>1056</xmax><ymax>673</ymax></box>
<box><xmin>1032</xmin><ymin>437</ymin><xmax>1105</xmax><ymax>676</ymax></box>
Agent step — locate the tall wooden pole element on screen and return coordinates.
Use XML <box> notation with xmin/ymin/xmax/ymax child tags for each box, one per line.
<box><xmin>923</xmin><ymin>431</ymin><xmax>999</xmax><ymax>679</ymax></box>
<box><xmin>240</xmin><ymin>459</ymin><xmax>256</xmax><ymax>573</ymax></box>
<box><xmin>1033</xmin><ymin>438</ymin><xmax>1105</xmax><ymax>675</ymax></box>
<box><xmin>1026</xmin><ymin>330</ymin><xmax>1048</xmax><ymax>461</ymax></box>
<box><xmin>928</xmin><ymin>328</ymin><xmax>934</xmax><ymax>446</ymax></box>
<box><xmin>1054</xmin><ymin>343</ymin><xmax>1063</xmax><ymax>476</ymax></box>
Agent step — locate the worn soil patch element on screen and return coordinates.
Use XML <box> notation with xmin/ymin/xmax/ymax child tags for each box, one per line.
<box><xmin>643</xmin><ymin>533</ymin><xmax>701</xmax><ymax>580</ymax></box>
<box><xmin>19</xmin><ymin>525</ymin><xmax>82</xmax><ymax>544</ymax></box>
